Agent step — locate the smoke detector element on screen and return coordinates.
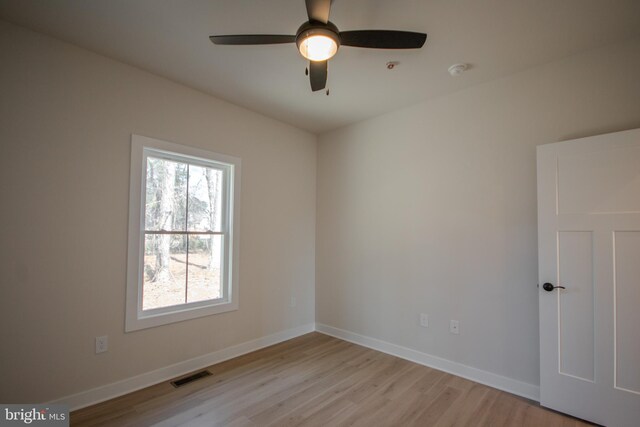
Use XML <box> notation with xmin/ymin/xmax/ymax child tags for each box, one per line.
<box><xmin>448</xmin><ymin>63</ymin><xmax>468</xmax><ymax>76</ymax></box>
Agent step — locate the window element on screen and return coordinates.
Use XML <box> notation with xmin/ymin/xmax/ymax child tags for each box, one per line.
<box><xmin>126</xmin><ymin>135</ymin><xmax>240</xmax><ymax>331</ymax></box>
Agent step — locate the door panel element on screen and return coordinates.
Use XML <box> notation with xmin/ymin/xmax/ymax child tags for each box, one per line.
<box><xmin>558</xmin><ymin>231</ymin><xmax>594</xmax><ymax>381</ymax></box>
<box><xmin>538</xmin><ymin>128</ymin><xmax>640</xmax><ymax>427</ymax></box>
<box><xmin>557</xmin><ymin>145</ymin><xmax>640</xmax><ymax>214</ymax></box>
<box><xmin>614</xmin><ymin>231</ymin><xmax>640</xmax><ymax>395</ymax></box>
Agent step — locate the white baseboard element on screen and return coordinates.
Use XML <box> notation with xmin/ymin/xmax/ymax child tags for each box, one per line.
<box><xmin>315</xmin><ymin>323</ymin><xmax>540</xmax><ymax>402</ymax></box>
<box><xmin>51</xmin><ymin>322</ymin><xmax>538</xmax><ymax>411</ymax></box>
<box><xmin>49</xmin><ymin>323</ymin><xmax>315</xmax><ymax>411</ymax></box>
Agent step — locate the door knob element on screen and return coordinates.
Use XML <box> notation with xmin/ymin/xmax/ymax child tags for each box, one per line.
<box><xmin>542</xmin><ymin>282</ymin><xmax>566</xmax><ymax>292</ymax></box>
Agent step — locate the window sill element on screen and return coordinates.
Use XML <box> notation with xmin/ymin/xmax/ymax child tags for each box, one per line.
<box><xmin>125</xmin><ymin>299</ymin><xmax>238</xmax><ymax>332</ymax></box>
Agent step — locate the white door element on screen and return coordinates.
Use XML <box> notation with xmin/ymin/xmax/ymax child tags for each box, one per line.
<box><xmin>537</xmin><ymin>128</ymin><xmax>640</xmax><ymax>427</ymax></box>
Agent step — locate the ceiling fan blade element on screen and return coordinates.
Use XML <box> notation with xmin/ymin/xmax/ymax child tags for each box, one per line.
<box><xmin>305</xmin><ymin>0</ymin><xmax>332</xmax><ymax>24</ymax></box>
<box><xmin>309</xmin><ymin>60</ymin><xmax>328</xmax><ymax>92</ymax></box>
<box><xmin>339</xmin><ymin>30</ymin><xmax>427</xmax><ymax>49</ymax></box>
<box><xmin>210</xmin><ymin>34</ymin><xmax>296</xmax><ymax>45</ymax></box>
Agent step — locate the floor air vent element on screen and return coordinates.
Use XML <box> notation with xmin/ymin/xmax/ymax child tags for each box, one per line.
<box><xmin>170</xmin><ymin>370</ymin><xmax>212</xmax><ymax>388</ymax></box>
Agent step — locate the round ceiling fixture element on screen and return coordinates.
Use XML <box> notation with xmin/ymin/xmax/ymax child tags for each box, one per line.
<box><xmin>448</xmin><ymin>63</ymin><xmax>468</xmax><ymax>76</ymax></box>
<box><xmin>296</xmin><ymin>22</ymin><xmax>340</xmax><ymax>61</ymax></box>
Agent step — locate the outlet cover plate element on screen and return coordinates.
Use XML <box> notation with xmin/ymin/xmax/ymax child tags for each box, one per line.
<box><xmin>95</xmin><ymin>335</ymin><xmax>108</xmax><ymax>354</ymax></box>
<box><xmin>419</xmin><ymin>313</ymin><xmax>429</xmax><ymax>327</ymax></box>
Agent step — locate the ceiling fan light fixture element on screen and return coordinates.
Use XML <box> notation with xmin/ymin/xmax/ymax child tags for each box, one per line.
<box><xmin>298</xmin><ymin>34</ymin><xmax>338</xmax><ymax>61</ymax></box>
<box><xmin>296</xmin><ymin>23</ymin><xmax>340</xmax><ymax>61</ymax></box>
<box><xmin>211</xmin><ymin>1</ymin><xmax>427</xmax><ymax>92</ymax></box>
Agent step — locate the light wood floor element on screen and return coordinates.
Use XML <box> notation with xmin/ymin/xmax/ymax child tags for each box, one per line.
<box><xmin>71</xmin><ymin>332</ymin><xmax>593</xmax><ymax>426</ymax></box>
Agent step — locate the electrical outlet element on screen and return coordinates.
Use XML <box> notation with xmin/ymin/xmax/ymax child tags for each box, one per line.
<box><xmin>419</xmin><ymin>313</ymin><xmax>429</xmax><ymax>328</ymax></box>
<box><xmin>95</xmin><ymin>335</ymin><xmax>108</xmax><ymax>354</ymax></box>
<box><xmin>290</xmin><ymin>296</ymin><xmax>297</xmax><ymax>307</ymax></box>
<box><xmin>450</xmin><ymin>320</ymin><xmax>460</xmax><ymax>335</ymax></box>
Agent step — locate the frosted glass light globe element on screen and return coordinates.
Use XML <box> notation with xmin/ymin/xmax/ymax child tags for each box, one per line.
<box><xmin>298</xmin><ymin>35</ymin><xmax>338</xmax><ymax>61</ymax></box>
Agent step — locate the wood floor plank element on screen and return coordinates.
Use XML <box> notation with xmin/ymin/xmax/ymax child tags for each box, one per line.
<box><xmin>213</xmin><ymin>346</ymin><xmax>370</xmax><ymax>426</ymax></box>
<box><xmin>248</xmin><ymin>359</ymin><xmax>381</xmax><ymax>425</ymax></box>
<box><xmin>378</xmin><ymin>363</ymin><xmax>425</xmax><ymax>400</ymax></box>
<box><xmin>262</xmin><ymin>357</ymin><xmax>392</xmax><ymax>426</ymax></box>
<box><xmin>462</xmin><ymin>387</ymin><xmax>501</xmax><ymax>427</ymax></box>
<box><xmin>331</xmin><ymin>394</ymin><xmax>393</xmax><ymax>427</ymax></box>
<box><xmin>70</xmin><ymin>332</ymin><xmax>595</xmax><ymax>427</ymax></box>
<box><xmin>414</xmin><ymin>385</ymin><xmax>463</xmax><ymax>426</ymax></box>
<box><xmin>435</xmin><ymin>382</ymin><xmax>489</xmax><ymax>427</ymax></box>
<box><xmin>479</xmin><ymin>390</ymin><xmax>520</xmax><ymax>426</ymax></box>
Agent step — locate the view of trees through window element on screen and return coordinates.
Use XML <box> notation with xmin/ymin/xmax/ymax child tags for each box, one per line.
<box><xmin>143</xmin><ymin>156</ymin><xmax>224</xmax><ymax>310</ymax></box>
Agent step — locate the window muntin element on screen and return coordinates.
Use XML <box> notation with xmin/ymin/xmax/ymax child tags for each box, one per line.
<box><xmin>126</xmin><ymin>135</ymin><xmax>240</xmax><ymax>331</ymax></box>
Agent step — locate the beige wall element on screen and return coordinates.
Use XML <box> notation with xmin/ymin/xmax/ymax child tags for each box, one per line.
<box><xmin>316</xmin><ymin>37</ymin><xmax>640</xmax><ymax>387</ymax></box>
<box><xmin>0</xmin><ymin>20</ymin><xmax>316</xmax><ymax>403</ymax></box>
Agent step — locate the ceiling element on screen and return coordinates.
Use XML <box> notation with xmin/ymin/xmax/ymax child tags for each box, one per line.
<box><xmin>1</xmin><ymin>0</ymin><xmax>639</xmax><ymax>134</ymax></box>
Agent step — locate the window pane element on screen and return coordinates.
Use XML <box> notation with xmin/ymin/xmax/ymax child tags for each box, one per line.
<box><xmin>187</xmin><ymin>235</ymin><xmax>223</xmax><ymax>303</ymax></box>
<box><xmin>143</xmin><ymin>234</ymin><xmax>187</xmax><ymax>310</ymax></box>
<box><xmin>188</xmin><ymin>165</ymin><xmax>223</xmax><ymax>232</ymax></box>
<box><xmin>145</xmin><ymin>157</ymin><xmax>188</xmax><ymax>231</ymax></box>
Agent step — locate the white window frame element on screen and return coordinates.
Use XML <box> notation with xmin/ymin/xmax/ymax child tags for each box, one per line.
<box><xmin>125</xmin><ymin>134</ymin><xmax>241</xmax><ymax>332</ymax></box>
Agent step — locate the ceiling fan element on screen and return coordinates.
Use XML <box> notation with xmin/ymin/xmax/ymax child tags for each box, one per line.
<box><xmin>210</xmin><ymin>0</ymin><xmax>427</xmax><ymax>93</ymax></box>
